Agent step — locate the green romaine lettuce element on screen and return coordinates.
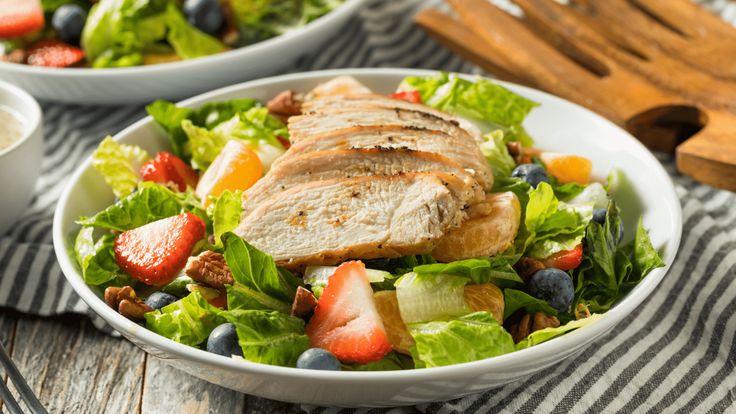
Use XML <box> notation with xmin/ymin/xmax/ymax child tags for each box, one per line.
<box><xmin>77</xmin><ymin>182</ymin><xmax>206</xmax><ymax>232</ymax></box>
<box><xmin>222</xmin><ymin>309</ymin><xmax>309</xmax><ymax>367</ymax></box>
<box><xmin>146</xmin><ymin>98</ymin><xmax>259</xmax><ymax>160</ymax></box>
<box><xmin>343</xmin><ymin>352</ymin><xmax>412</xmax><ymax>371</ymax></box>
<box><xmin>480</xmin><ymin>130</ymin><xmax>516</xmax><ymax>180</ymax></box>
<box><xmin>144</xmin><ymin>291</ymin><xmax>225</xmax><ymax>346</ymax></box>
<box><xmin>503</xmin><ymin>289</ymin><xmax>558</xmax><ymax>320</ymax></box>
<box><xmin>221</xmin><ymin>232</ymin><xmax>298</xmax><ymax>311</ymax></box>
<box><xmin>408</xmin><ymin>311</ymin><xmax>515</xmax><ymax>368</ymax></box>
<box><xmin>515</xmin><ymin>313</ymin><xmax>604</xmax><ymax>350</ymax></box>
<box><xmin>164</xmin><ymin>3</ymin><xmax>225</xmax><ymax>59</ymax></box>
<box><xmin>74</xmin><ymin>226</ymin><xmax>128</xmax><ymax>287</ymax></box>
<box><xmin>399</xmin><ymin>72</ymin><xmax>538</xmax><ymax>144</ymax></box>
<box><xmin>210</xmin><ymin>190</ymin><xmax>243</xmax><ymax>246</ymax></box>
<box><xmin>413</xmin><ymin>256</ymin><xmax>523</xmax><ymax>288</ymax></box>
<box><xmin>395</xmin><ymin>272</ymin><xmax>470</xmax><ymax>324</ymax></box>
<box><xmin>91</xmin><ymin>136</ymin><xmax>150</xmax><ymax>198</ymax></box>
<box><xmin>42</xmin><ymin>0</ymin><xmax>89</xmax><ymax>12</ymax></box>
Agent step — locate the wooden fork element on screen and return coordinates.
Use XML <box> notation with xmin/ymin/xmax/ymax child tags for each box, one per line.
<box><xmin>416</xmin><ymin>0</ymin><xmax>736</xmax><ymax>191</ymax></box>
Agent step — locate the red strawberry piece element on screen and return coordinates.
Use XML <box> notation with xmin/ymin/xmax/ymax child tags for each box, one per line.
<box><xmin>543</xmin><ymin>244</ymin><xmax>583</xmax><ymax>271</ymax></box>
<box><xmin>0</xmin><ymin>0</ymin><xmax>44</xmax><ymax>38</ymax></box>
<box><xmin>276</xmin><ymin>136</ymin><xmax>291</xmax><ymax>150</ymax></box>
<box><xmin>305</xmin><ymin>261</ymin><xmax>392</xmax><ymax>364</ymax></box>
<box><xmin>114</xmin><ymin>213</ymin><xmax>206</xmax><ymax>286</ymax></box>
<box><xmin>140</xmin><ymin>152</ymin><xmax>199</xmax><ymax>192</ymax></box>
<box><xmin>389</xmin><ymin>90</ymin><xmax>422</xmax><ymax>104</ymax></box>
<box><xmin>26</xmin><ymin>39</ymin><xmax>84</xmax><ymax>68</ymax></box>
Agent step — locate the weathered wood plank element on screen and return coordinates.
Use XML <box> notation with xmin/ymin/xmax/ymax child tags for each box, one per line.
<box><xmin>0</xmin><ymin>310</ymin><xmax>18</xmax><ymax>412</ymax></box>
<box><xmin>243</xmin><ymin>394</ymin><xmax>305</xmax><ymax>413</ymax></box>
<box><xmin>10</xmin><ymin>314</ymin><xmax>145</xmax><ymax>413</ymax></box>
<box><xmin>141</xmin><ymin>357</ymin><xmax>246</xmax><ymax>413</ymax></box>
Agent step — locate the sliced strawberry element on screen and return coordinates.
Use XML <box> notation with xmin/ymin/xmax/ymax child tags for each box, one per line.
<box><xmin>305</xmin><ymin>261</ymin><xmax>392</xmax><ymax>364</ymax></box>
<box><xmin>0</xmin><ymin>0</ymin><xmax>44</xmax><ymax>38</ymax></box>
<box><xmin>543</xmin><ymin>244</ymin><xmax>584</xmax><ymax>271</ymax></box>
<box><xmin>140</xmin><ymin>152</ymin><xmax>199</xmax><ymax>192</ymax></box>
<box><xmin>26</xmin><ymin>40</ymin><xmax>84</xmax><ymax>68</ymax></box>
<box><xmin>389</xmin><ymin>90</ymin><xmax>421</xmax><ymax>104</ymax></box>
<box><xmin>276</xmin><ymin>135</ymin><xmax>291</xmax><ymax>150</ymax></box>
<box><xmin>114</xmin><ymin>213</ymin><xmax>206</xmax><ymax>286</ymax></box>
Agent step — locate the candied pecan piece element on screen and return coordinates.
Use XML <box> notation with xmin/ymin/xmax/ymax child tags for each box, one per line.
<box><xmin>103</xmin><ymin>285</ymin><xmax>152</xmax><ymax>321</ymax></box>
<box><xmin>532</xmin><ymin>312</ymin><xmax>560</xmax><ymax>331</ymax></box>
<box><xmin>514</xmin><ymin>257</ymin><xmax>545</xmax><ymax>283</ymax></box>
<box><xmin>267</xmin><ymin>90</ymin><xmax>303</xmax><ymax>121</ymax></box>
<box><xmin>185</xmin><ymin>251</ymin><xmax>234</xmax><ymax>289</ymax></box>
<box><xmin>509</xmin><ymin>313</ymin><xmax>532</xmax><ymax>343</ymax></box>
<box><xmin>291</xmin><ymin>286</ymin><xmax>318</xmax><ymax>320</ymax></box>
<box><xmin>509</xmin><ymin>312</ymin><xmax>560</xmax><ymax>343</ymax></box>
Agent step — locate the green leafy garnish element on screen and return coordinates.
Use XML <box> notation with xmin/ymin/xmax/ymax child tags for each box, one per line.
<box><xmin>413</xmin><ymin>256</ymin><xmax>523</xmax><ymax>288</ymax></box>
<box><xmin>210</xmin><ymin>190</ymin><xmax>243</xmax><ymax>246</ymax></box>
<box><xmin>144</xmin><ymin>291</ymin><xmax>225</xmax><ymax>346</ymax></box>
<box><xmin>91</xmin><ymin>136</ymin><xmax>150</xmax><ymax>198</ymax></box>
<box><xmin>164</xmin><ymin>3</ymin><xmax>226</xmax><ymax>59</ymax></box>
<box><xmin>503</xmin><ymin>289</ymin><xmax>558</xmax><ymax>320</ymax></box>
<box><xmin>74</xmin><ymin>227</ymin><xmax>128</xmax><ymax>287</ymax></box>
<box><xmin>515</xmin><ymin>313</ymin><xmax>604</xmax><ymax>350</ymax></box>
<box><xmin>222</xmin><ymin>310</ymin><xmax>309</xmax><ymax>367</ymax></box>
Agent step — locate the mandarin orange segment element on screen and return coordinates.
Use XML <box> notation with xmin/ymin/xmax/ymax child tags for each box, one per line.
<box><xmin>373</xmin><ymin>290</ymin><xmax>415</xmax><ymax>355</ymax></box>
<box><xmin>463</xmin><ymin>283</ymin><xmax>504</xmax><ymax>323</ymax></box>
<box><xmin>195</xmin><ymin>139</ymin><xmax>263</xmax><ymax>205</ymax></box>
<box><xmin>540</xmin><ymin>152</ymin><xmax>592</xmax><ymax>184</ymax></box>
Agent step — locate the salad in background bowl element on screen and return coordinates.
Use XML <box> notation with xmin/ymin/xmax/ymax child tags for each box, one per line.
<box><xmin>0</xmin><ymin>0</ymin><xmax>362</xmax><ymax>103</ymax></box>
<box><xmin>53</xmin><ymin>69</ymin><xmax>681</xmax><ymax>406</ymax></box>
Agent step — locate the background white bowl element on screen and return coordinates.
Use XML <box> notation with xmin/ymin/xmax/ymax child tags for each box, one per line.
<box><xmin>0</xmin><ymin>80</ymin><xmax>43</xmax><ymax>236</ymax></box>
<box><xmin>52</xmin><ymin>69</ymin><xmax>682</xmax><ymax>407</ymax></box>
<box><xmin>0</xmin><ymin>0</ymin><xmax>364</xmax><ymax>105</ymax></box>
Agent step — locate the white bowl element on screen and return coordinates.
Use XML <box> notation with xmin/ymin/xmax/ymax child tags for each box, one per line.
<box><xmin>52</xmin><ymin>69</ymin><xmax>682</xmax><ymax>407</ymax></box>
<box><xmin>0</xmin><ymin>0</ymin><xmax>364</xmax><ymax>105</ymax></box>
<box><xmin>0</xmin><ymin>80</ymin><xmax>43</xmax><ymax>236</ymax></box>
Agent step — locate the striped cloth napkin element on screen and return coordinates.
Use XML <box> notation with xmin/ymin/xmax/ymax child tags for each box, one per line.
<box><xmin>2</xmin><ymin>0</ymin><xmax>736</xmax><ymax>412</ymax></box>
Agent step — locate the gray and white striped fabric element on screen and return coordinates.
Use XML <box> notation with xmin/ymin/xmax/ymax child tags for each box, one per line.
<box><xmin>2</xmin><ymin>0</ymin><xmax>736</xmax><ymax>411</ymax></box>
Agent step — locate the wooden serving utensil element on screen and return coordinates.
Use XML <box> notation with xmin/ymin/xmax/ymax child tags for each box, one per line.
<box><xmin>416</xmin><ymin>0</ymin><xmax>736</xmax><ymax>191</ymax></box>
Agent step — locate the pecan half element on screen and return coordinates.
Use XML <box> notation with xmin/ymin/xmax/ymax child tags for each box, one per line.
<box><xmin>267</xmin><ymin>90</ymin><xmax>303</xmax><ymax>122</ymax></box>
<box><xmin>103</xmin><ymin>286</ymin><xmax>152</xmax><ymax>321</ymax></box>
<box><xmin>291</xmin><ymin>286</ymin><xmax>318</xmax><ymax>320</ymax></box>
<box><xmin>185</xmin><ymin>251</ymin><xmax>234</xmax><ymax>289</ymax></box>
<box><xmin>509</xmin><ymin>312</ymin><xmax>561</xmax><ymax>343</ymax></box>
<box><xmin>514</xmin><ymin>257</ymin><xmax>545</xmax><ymax>283</ymax></box>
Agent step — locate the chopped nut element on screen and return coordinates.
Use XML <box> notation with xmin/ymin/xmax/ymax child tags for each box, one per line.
<box><xmin>514</xmin><ymin>257</ymin><xmax>545</xmax><ymax>283</ymax></box>
<box><xmin>509</xmin><ymin>312</ymin><xmax>560</xmax><ymax>343</ymax></box>
<box><xmin>185</xmin><ymin>251</ymin><xmax>234</xmax><ymax>289</ymax></box>
<box><xmin>267</xmin><ymin>90</ymin><xmax>303</xmax><ymax>122</ymax></box>
<box><xmin>575</xmin><ymin>303</ymin><xmax>591</xmax><ymax>320</ymax></box>
<box><xmin>506</xmin><ymin>141</ymin><xmax>521</xmax><ymax>157</ymax></box>
<box><xmin>1</xmin><ymin>49</ymin><xmax>26</xmax><ymax>64</ymax></box>
<box><xmin>103</xmin><ymin>286</ymin><xmax>152</xmax><ymax>321</ymax></box>
<box><xmin>291</xmin><ymin>286</ymin><xmax>318</xmax><ymax>320</ymax></box>
<box><xmin>118</xmin><ymin>299</ymin><xmax>152</xmax><ymax>321</ymax></box>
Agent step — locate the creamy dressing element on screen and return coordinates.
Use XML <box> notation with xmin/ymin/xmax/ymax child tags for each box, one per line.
<box><xmin>0</xmin><ymin>107</ymin><xmax>25</xmax><ymax>152</ymax></box>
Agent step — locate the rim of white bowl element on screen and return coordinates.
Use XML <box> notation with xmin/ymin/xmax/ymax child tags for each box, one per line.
<box><xmin>0</xmin><ymin>79</ymin><xmax>42</xmax><ymax>158</ymax></box>
<box><xmin>53</xmin><ymin>68</ymin><xmax>682</xmax><ymax>382</ymax></box>
<box><xmin>0</xmin><ymin>0</ymin><xmax>364</xmax><ymax>77</ymax></box>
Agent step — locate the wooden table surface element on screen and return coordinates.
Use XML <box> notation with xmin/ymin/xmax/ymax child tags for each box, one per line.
<box><xmin>0</xmin><ymin>309</ymin><xmax>319</xmax><ymax>414</ymax></box>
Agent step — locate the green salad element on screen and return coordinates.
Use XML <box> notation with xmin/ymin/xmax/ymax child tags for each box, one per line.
<box><xmin>0</xmin><ymin>0</ymin><xmax>344</xmax><ymax>68</ymax></box>
<box><xmin>74</xmin><ymin>73</ymin><xmax>664</xmax><ymax>371</ymax></box>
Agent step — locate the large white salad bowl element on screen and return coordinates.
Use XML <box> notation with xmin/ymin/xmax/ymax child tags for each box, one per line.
<box><xmin>0</xmin><ymin>0</ymin><xmax>364</xmax><ymax>105</ymax></box>
<box><xmin>52</xmin><ymin>69</ymin><xmax>682</xmax><ymax>407</ymax></box>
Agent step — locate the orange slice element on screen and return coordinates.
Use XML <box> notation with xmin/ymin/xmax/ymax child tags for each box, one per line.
<box><xmin>195</xmin><ymin>140</ymin><xmax>262</xmax><ymax>205</ymax></box>
<box><xmin>373</xmin><ymin>290</ymin><xmax>415</xmax><ymax>355</ymax></box>
<box><xmin>463</xmin><ymin>283</ymin><xmax>504</xmax><ymax>323</ymax></box>
<box><xmin>540</xmin><ymin>152</ymin><xmax>592</xmax><ymax>184</ymax></box>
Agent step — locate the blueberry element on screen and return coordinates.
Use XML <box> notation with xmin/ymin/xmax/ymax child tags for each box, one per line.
<box><xmin>296</xmin><ymin>348</ymin><xmax>342</xmax><ymax>371</ymax></box>
<box><xmin>207</xmin><ymin>323</ymin><xmax>243</xmax><ymax>357</ymax></box>
<box><xmin>511</xmin><ymin>164</ymin><xmax>549</xmax><ymax>188</ymax></box>
<box><xmin>529</xmin><ymin>268</ymin><xmax>575</xmax><ymax>312</ymax></box>
<box><xmin>183</xmin><ymin>0</ymin><xmax>224</xmax><ymax>36</ymax></box>
<box><xmin>52</xmin><ymin>5</ymin><xmax>87</xmax><ymax>45</ymax></box>
<box><xmin>592</xmin><ymin>208</ymin><xmax>607</xmax><ymax>225</ymax></box>
<box><xmin>144</xmin><ymin>292</ymin><xmax>178</xmax><ymax>310</ymax></box>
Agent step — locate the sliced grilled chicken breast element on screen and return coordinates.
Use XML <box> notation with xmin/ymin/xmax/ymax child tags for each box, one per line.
<box><xmin>233</xmin><ymin>172</ymin><xmax>475</xmax><ymax>269</ymax></box>
<box><xmin>431</xmin><ymin>192</ymin><xmax>521</xmax><ymax>262</ymax></box>
<box><xmin>241</xmin><ymin>148</ymin><xmax>483</xmax><ymax>215</ymax></box>
<box><xmin>280</xmin><ymin>125</ymin><xmax>493</xmax><ymax>190</ymax></box>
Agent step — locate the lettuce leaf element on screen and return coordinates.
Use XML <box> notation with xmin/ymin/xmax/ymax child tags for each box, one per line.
<box><xmin>413</xmin><ymin>256</ymin><xmax>523</xmax><ymax>288</ymax></box>
<box><xmin>210</xmin><ymin>190</ymin><xmax>243</xmax><ymax>246</ymax></box>
<box><xmin>343</xmin><ymin>352</ymin><xmax>411</xmax><ymax>371</ymax></box>
<box><xmin>573</xmin><ymin>202</ymin><xmax>664</xmax><ymax>312</ymax></box>
<box><xmin>144</xmin><ymin>291</ymin><xmax>225</xmax><ymax>346</ymax></box>
<box><xmin>399</xmin><ymin>72</ymin><xmax>538</xmax><ymax>144</ymax></box>
<box><xmin>395</xmin><ymin>272</ymin><xmax>470</xmax><ymax>324</ymax></box>
<box><xmin>408</xmin><ymin>311</ymin><xmax>515</xmax><ymax>368</ymax></box>
<box><xmin>77</xmin><ymin>182</ymin><xmax>206</xmax><ymax>232</ymax></box>
<box><xmin>515</xmin><ymin>313</ymin><xmax>604</xmax><ymax>350</ymax></box>
<box><xmin>164</xmin><ymin>3</ymin><xmax>225</xmax><ymax>59</ymax></box>
<box><xmin>182</xmin><ymin>108</ymin><xmax>287</xmax><ymax>171</ymax></box>
<box><xmin>222</xmin><ymin>232</ymin><xmax>297</xmax><ymax>311</ymax></box>
<box><xmin>91</xmin><ymin>136</ymin><xmax>150</xmax><ymax>198</ymax></box>
<box><xmin>480</xmin><ymin>130</ymin><xmax>516</xmax><ymax>180</ymax></box>
<box><xmin>146</xmin><ymin>98</ymin><xmax>260</xmax><ymax>159</ymax></box>
<box><xmin>222</xmin><ymin>310</ymin><xmax>309</xmax><ymax>367</ymax></box>
<box><xmin>74</xmin><ymin>226</ymin><xmax>129</xmax><ymax>287</ymax></box>
<box><xmin>42</xmin><ymin>0</ymin><xmax>89</xmax><ymax>12</ymax></box>
<box><xmin>503</xmin><ymin>288</ymin><xmax>558</xmax><ymax>320</ymax></box>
